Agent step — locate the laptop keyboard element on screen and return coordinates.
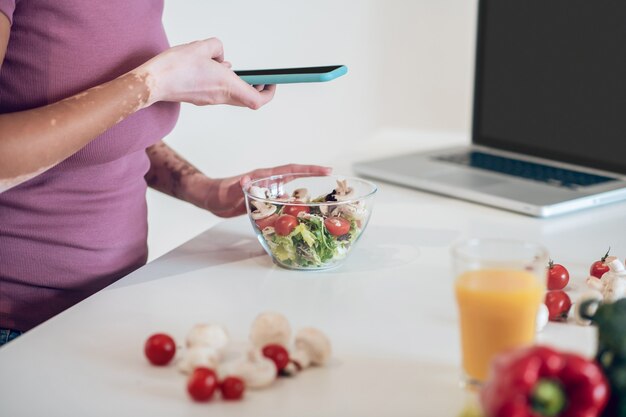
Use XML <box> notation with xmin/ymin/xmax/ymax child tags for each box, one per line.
<box><xmin>436</xmin><ymin>151</ymin><xmax>615</xmax><ymax>188</ymax></box>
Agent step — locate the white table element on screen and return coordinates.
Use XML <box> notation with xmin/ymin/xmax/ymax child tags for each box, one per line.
<box><xmin>2</xmin><ymin>161</ymin><xmax>626</xmax><ymax>416</ymax></box>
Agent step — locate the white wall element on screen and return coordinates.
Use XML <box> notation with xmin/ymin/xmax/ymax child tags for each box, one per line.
<box><xmin>147</xmin><ymin>0</ymin><xmax>477</xmax><ymax>260</ymax></box>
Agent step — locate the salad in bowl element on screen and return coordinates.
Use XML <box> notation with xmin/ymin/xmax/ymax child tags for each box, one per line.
<box><xmin>243</xmin><ymin>174</ymin><xmax>377</xmax><ymax>270</ymax></box>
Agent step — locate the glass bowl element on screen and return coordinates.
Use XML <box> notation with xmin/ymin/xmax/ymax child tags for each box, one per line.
<box><xmin>243</xmin><ymin>174</ymin><xmax>377</xmax><ymax>270</ymax></box>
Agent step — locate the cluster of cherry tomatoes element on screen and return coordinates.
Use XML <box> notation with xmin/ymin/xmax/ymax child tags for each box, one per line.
<box><xmin>187</xmin><ymin>368</ymin><xmax>244</xmax><ymax>401</ymax></box>
<box><xmin>144</xmin><ymin>333</ymin><xmax>245</xmax><ymax>402</ymax></box>
<box><xmin>255</xmin><ymin>201</ymin><xmax>352</xmax><ymax>237</ymax></box>
<box><xmin>144</xmin><ymin>334</ymin><xmax>295</xmax><ymax>403</ymax></box>
<box><xmin>544</xmin><ymin>248</ymin><xmax>612</xmax><ymax>322</ymax></box>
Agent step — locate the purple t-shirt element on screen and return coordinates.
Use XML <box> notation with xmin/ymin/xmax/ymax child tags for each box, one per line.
<box><xmin>0</xmin><ymin>0</ymin><xmax>180</xmax><ymax>331</ymax></box>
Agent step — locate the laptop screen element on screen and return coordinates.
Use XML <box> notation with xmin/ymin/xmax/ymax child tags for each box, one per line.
<box><xmin>473</xmin><ymin>0</ymin><xmax>626</xmax><ymax>175</ymax></box>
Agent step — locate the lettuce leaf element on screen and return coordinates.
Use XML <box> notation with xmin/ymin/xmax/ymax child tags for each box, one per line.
<box><xmin>266</xmin><ymin>213</ymin><xmax>361</xmax><ymax>268</ymax></box>
<box><xmin>267</xmin><ymin>235</ymin><xmax>297</xmax><ymax>263</ymax></box>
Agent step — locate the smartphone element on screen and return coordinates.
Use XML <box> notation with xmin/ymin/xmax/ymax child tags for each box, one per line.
<box><xmin>234</xmin><ymin>65</ymin><xmax>347</xmax><ymax>85</ymax></box>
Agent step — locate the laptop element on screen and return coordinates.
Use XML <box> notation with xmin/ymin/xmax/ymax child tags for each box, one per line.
<box><xmin>354</xmin><ymin>0</ymin><xmax>626</xmax><ymax>217</ymax></box>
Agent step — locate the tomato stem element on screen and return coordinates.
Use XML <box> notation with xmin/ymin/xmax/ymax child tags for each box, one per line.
<box><xmin>601</xmin><ymin>247</ymin><xmax>611</xmax><ymax>262</ymax></box>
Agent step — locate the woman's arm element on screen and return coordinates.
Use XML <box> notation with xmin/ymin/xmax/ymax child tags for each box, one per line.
<box><xmin>0</xmin><ymin>71</ymin><xmax>153</xmax><ymax>191</ymax></box>
<box><xmin>0</xmin><ymin>15</ymin><xmax>273</xmax><ymax>192</ymax></box>
<box><xmin>145</xmin><ymin>141</ymin><xmax>331</xmax><ymax>218</ymax></box>
<box><xmin>0</xmin><ymin>12</ymin><xmax>8</xmax><ymax>63</ymax></box>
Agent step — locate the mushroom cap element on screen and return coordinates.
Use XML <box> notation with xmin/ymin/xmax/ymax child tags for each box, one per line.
<box><xmin>292</xmin><ymin>188</ymin><xmax>309</xmax><ymax>202</ymax></box>
<box><xmin>249</xmin><ymin>186</ymin><xmax>270</xmax><ymax>199</ymax></box>
<box><xmin>186</xmin><ymin>323</ymin><xmax>230</xmax><ymax>354</ymax></box>
<box><xmin>294</xmin><ymin>327</ymin><xmax>331</xmax><ymax>366</ymax></box>
<box><xmin>249</xmin><ymin>311</ymin><xmax>292</xmax><ymax>349</ymax></box>
<box><xmin>178</xmin><ymin>345</ymin><xmax>220</xmax><ymax>374</ymax></box>
<box><xmin>606</xmin><ymin>256</ymin><xmax>625</xmax><ymax>273</ymax></box>
<box><xmin>251</xmin><ymin>202</ymin><xmax>277</xmax><ymax>220</ymax></box>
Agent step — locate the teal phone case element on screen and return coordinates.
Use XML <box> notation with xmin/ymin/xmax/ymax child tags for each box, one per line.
<box><xmin>236</xmin><ymin>65</ymin><xmax>348</xmax><ymax>85</ymax></box>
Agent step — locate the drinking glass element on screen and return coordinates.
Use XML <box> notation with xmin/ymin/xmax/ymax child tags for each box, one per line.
<box><xmin>451</xmin><ymin>238</ymin><xmax>548</xmax><ymax>388</ymax></box>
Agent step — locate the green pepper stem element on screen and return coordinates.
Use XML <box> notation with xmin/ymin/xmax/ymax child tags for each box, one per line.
<box><xmin>531</xmin><ymin>379</ymin><xmax>567</xmax><ymax>417</ymax></box>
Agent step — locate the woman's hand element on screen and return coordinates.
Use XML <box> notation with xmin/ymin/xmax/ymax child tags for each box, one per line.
<box><xmin>199</xmin><ymin>164</ymin><xmax>333</xmax><ymax>218</ymax></box>
<box><xmin>144</xmin><ymin>143</ymin><xmax>331</xmax><ymax>217</ymax></box>
<box><xmin>138</xmin><ymin>38</ymin><xmax>275</xmax><ymax>110</ymax></box>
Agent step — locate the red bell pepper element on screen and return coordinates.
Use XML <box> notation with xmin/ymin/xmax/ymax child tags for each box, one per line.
<box><xmin>480</xmin><ymin>345</ymin><xmax>610</xmax><ymax>417</ymax></box>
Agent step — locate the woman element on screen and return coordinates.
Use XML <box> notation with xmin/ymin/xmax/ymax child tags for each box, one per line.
<box><xmin>0</xmin><ymin>0</ymin><xmax>330</xmax><ymax>344</ymax></box>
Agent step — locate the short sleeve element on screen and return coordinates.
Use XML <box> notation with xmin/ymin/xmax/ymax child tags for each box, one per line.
<box><xmin>0</xmin><ymin>0</ymin><xmax>16</xmax><ymax>25</ymax></box>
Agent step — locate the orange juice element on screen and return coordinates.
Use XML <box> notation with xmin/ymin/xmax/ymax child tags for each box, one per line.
<box><xmin>455</xmin><ymin>268</ymin><xmax>544</xmax><ymax>382</ymax></box>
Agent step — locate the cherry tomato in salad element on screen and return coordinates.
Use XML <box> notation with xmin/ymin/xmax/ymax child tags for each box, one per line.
<box><xmin>324</xmin><ymin>217</ymin><xmax>351</xmax><ymax>237</ymax></box>
<box><xmin>255</xmin><ymin>213</ymin><xmax>279</xmax><ymax>231</ymax></box>
<box><xmin>547</xmin><ymin>260</ymin><xmax>569</xmax><ymax>290</ymax></box>
<box><xmin>187</xmin><ymin>367</ymin><xmax>218</xmax><ymax>402</ymax></box>
<box><xmin>590</xmin><ymin>247</ymin><xmax>612</xmax><ymax>279</ymax></box>
<box><xmin>275</xmin><ymin>214</ymin><xmax>298</xmax><ymax>236</ymax></box>
<box><xmin>282</xmin><ymin>201</ymin><xmax>310</xmax><ymax>217</ymax></box>
<box><xmin>262</xmin><ymin>344</ymin><xmax>290</xmax><ymax>374</ymax></box>
<box><xmin>220</xmin><ymin>376</ymin><xmax>245</xmax><ymax>400</ymax></box>
<box><xmin>545</xmin><ymin>290</ymin><xmax>572</xmax><ymax>321</ymax></box>
<box><xmin>144</xmin><ymin>333</ymin><xmax>176</xmax><ymax>366</ymax></box>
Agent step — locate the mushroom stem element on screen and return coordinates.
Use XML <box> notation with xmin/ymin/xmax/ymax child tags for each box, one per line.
<box><xmin>224</xmin><ymin>348</ymin><xmax>277</xmax><ymax>389</ymax></box>
<box><xmin>178</xmin><ymin>345</ymin><xmax>220</xmax><ymax>374</ymax></box>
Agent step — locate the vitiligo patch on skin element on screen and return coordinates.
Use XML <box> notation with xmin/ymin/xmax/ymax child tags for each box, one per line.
<box><xmin>0</xmin><ymin>70</ymin><xmax>154</xmax><ymax>193</ymax></box>
<box><xmin>145</xmin><ymin>141</ymin><xmax>201</xmax><ymax>201</ymax></box>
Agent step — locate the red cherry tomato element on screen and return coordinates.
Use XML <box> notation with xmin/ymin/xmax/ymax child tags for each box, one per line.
<box><xmin>262</xmin><ymin>344</ymin><xmax>290</xmax><ymax>374</ymax></box>
<box><xmin>282</xmin><ymin>201</ymin><xmax>310</xmax><ymax>217</ymax></box>
<box><xmin>187</xmin><ymin>367</ymin><xmax>218</xmax><ymax>402</ymax></box>
<box><xmin>144</xmin><ymin>333</ymin><xmax>176</xmax><ymax>366</ymax></box>
<box><xmin>545</xmin><ymin>290</ymin><xmax>572</xmax><ymax>321</ymax></box>
<box><xmin>590</xmin><ymin>247</ymin><xmax>611</xmax><ymax>279</ymax></box>
<box><xmin>324</xmin><ymin>217</ymin><xmax>351</xmax><ymax>236</ymax></box>
<box><xmin>220</xmin><ymin>376</ymin><xmax>246</xmax><ymax>400</ymax></box>
<box><xmin>547</xmin><ymin>260</ymin><xmax>569</xmax><ymax>290</ymax></box>
<box><xmin>274</xmin><ymin>214</ymin><xmax>298</xmax><ymax>236</ymax></box>
<box><xmin>255</xmin><ymin>213</ymin><xmax>279</xmax><ymax>231</ymax></box>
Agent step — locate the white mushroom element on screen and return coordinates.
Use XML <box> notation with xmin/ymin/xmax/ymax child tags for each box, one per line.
<box><xmin>333</xmin><ymin>179</ymin><xmax>355</xmax><ymax>202</ymax></box>
<box><xmin>290</xmin><ymin>327</ymin><xmax>332</xmax><ymax>369</ymax></box>
<box><xmin>297</xmin><ymin>211</ymin><xmax>312</xmax><ymax>220</ymax></box>
<box><xmin>600</xmin><ymin>257</ymin><xmax>626</xmax><ymax>302</ymax></box>
<box><xmin>292</xmin><ymin>188</ymin><xmax>309</xmax><ymax>202</ymax></box>
<box><xmin>178</xmin><ymin>345</ymin><xmax>220</xmax><ymax>374</ymax></box>
<box><xmin>223</xmin><ymin>348</ymin><xmax>277</xmax><ymax>389</ymax></box>
<box><xmin>251</xmin><ymin>202</ymin><xmax>277</xmax><ymax>220</ymax></box>
<box><xmin>320</xmin><ymin>204</ymin><xmax>333</xmax><ymax>216</ymax></box>
<box><xmin>336</xmin><ymin>202</ymin><xmax>367</xmax><ymax>222</ymax></box>
<box><xmin>249</xmin><ymin>186</ymin><xmax>270</xmax><ymax>199</ymax></box>
<box><xmin>585</xmin><ymin>256</ymin><xmax>626</xmax><ymax>302</ymax></box>
<box><xmin>249</xmin><ymin>311</ymin><xmax>292</xmax><ymax>349</ymax></box>
<box><xmin>261</xmin><ymin>226</ymin><xmax>276</xmax><ymax>238</ymax></box>
<box><xmin>576</xmin><ymin>257</ymin><xmax>626</xmax><ymax>326</ymax></box>
<box><xmin>186</xmin><ymin>323</ymin><xmax>230</xmax><ymax>359</ymax></box>
<box><xmin>586</xmin><ymin>275</ymin><xmax>603</xmax><ymax>292</ymax></box>
<box><xmin>535</xmin><ymin>304</ymin><xmax>549</xmax><ymax>332</ymax></box>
